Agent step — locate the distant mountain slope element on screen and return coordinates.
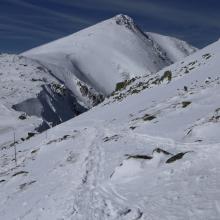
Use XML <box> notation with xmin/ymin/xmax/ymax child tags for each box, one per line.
<box><xmin>0</xmin><ymin>35</ymin><xmax>219</xmax><ymax>220</ymax></box>
<box><xmin>145</xmin><ymin>32</ymin><xmax>197</xmax><ymax>62</ymax></box>
<box><xmin>23</xmin><ymin>14</ymin><xmax>196</xmax><ymax>96</ymax></box>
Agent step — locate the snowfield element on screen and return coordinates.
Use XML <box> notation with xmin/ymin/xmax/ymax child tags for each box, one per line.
<box><xmin>0</xmin><ymin>15</ymin><xmax>220</xmax><ymax>220</ymax></box>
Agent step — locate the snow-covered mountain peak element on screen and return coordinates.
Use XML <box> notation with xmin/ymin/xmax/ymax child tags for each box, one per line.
<box><xmin>23</xmin><ymin>15</ymin><xmax>196</xmax><ymax>96</ymax></box>
<box><xmin>114</xmin><ymin>14</ymin><xmax>136</xmax><ymax>30</ymax></box>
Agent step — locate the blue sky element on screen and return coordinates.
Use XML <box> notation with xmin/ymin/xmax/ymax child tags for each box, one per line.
<box><xmin>1</xmin><ymin>0</ymin><xmax>220</xmax><ymax>53</ymax></box>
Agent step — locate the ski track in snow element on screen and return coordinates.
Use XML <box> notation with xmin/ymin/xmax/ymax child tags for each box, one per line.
<box><xmin>70</xmin><ymin>124</ymin><xmax>149</xmax><ymax>220</ymax></box>
<box><xmin>1</xmin><ymin>117</ymin><xmax>220</xmax><ymax>220</ymax></box>
<box><xmin>48</xmin><ymin>122</ymin><xmax>219</xmax><ymax>220</ymax></box>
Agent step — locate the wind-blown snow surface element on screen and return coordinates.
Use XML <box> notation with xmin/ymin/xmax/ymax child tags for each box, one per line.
<box><xmin>23</xmin><ymin>14</ymin><xmax>196</xmax><ymax>95</ymax></box>
<box><xmin>0</xmin><ymin>37</ymin><xmax>220</xmax><ymax>219</ymax></box>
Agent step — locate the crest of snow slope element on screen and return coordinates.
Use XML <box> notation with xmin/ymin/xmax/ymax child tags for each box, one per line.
<box><xmin>0</xmin><ymin>39</ymin><xmax>219</xmax><ymax>220</ymax></box>
<box><xmin>22</xmin><ymin>14</ymin><xmax>197</xmax><ymax>96</ymax></box>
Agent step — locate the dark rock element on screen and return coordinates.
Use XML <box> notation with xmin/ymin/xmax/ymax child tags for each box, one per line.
<box><xmin>182</xmin><ymin>101</ymin><xmax>191</xmax><ymax>108</ymax></box>
<box><xmin>166</xmin><ymin>152</ymin><xmax>192</xmax><ymax>163</ymax></box>
<box><xmin>125</xmin><ymin>154</ymin><xmax>153</xmax><ymax>160</ymax></box>
<box><xmin>12</xmin><ymin>171</ymin><xmax>29</xmax><ymax>177</ymax></box>
<box><xmin>153</xmin><ymin>148</ymin><xmax>173</xmax><ymax>155</ymax></box>
<box><xmin>18</xmin><ymin>113</ymin><xmax>27</xmax><ymax>120</ymax></box>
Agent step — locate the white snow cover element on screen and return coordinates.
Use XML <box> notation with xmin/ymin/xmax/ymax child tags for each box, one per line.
<box><xmin>0</xmin><ymin>33</ymin><xmax>220</xmax><ymax>220</ymax></box>
<box><xmin>0</xmin><ymin>15</ymin><xmax>196</xmax><ymax>153</ymax></box>
<box><xmin>23</xmin><ymin>14</ymin><xmax>196</xmax><ymax>95</ymax></box>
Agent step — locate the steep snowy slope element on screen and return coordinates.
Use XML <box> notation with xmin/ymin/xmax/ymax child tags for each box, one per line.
<box><xmin>23</xmin><ymin>14</ymin><xmax>196</xmax><ymax>96</ymax></box>
<box><xmin>0</xmin><ymin>37</ymin><xmax>219</xmax><ymax>220</ymax></box>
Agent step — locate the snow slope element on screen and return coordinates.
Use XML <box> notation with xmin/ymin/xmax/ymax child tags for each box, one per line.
<box><xmin>0</xmin><ymin>15</ymin><xmax>196</xmax><ymax>152</ymax></box>
<box><xmin>23</xmin><ymin>14</ymin><xmax>196</xmax><ymax>95</ymax></box>
<box><xmin>0</xmin><ymin>36</ymin><xmax>220</xmax><ymax>220</ymax></box>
